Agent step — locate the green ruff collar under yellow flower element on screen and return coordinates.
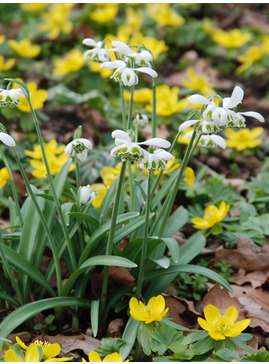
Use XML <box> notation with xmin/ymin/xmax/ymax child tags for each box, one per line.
<box><xmin>198</xmin><ymin>304</ymin><xmax>251</xmax><ymax>340</ymax></box>
<box><xmin>129</xmin><ymin>295</ymin><xmax>168</xmax><ymax>324</ymax></box>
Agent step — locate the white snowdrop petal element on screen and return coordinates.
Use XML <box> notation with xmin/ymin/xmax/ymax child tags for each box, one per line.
<box><xmin>135</xmin><ymin>67</ymin><xmax>158</xmax><ymax>78</ymax></box>
<box><xmin>182</xmin><ymin>131</ymin><xmax>194</xmax><ymax>140</ymax></box>
<box><xmin>77</xmin><ymin>150</ymin><xmax>88</xmax><ymax>162</ymax></box>
<box><xmin>101</xmin><ymin>60</ymin><xmax>126</xmax><ymax>69</ymax></box>
<box><xmin>154</xmin><ymin>149</ymin><xmax>174</xmax><ymax>160</ymax></box>
<box><xmin>225</xmin><ymin>86</ymin><xmax>244</xmax><ymax>109</ymax></box>
<box><xmin>0</xmin><ymin>132</ymin><xmax>16</xmax><ymax>147</ymax></box>
<box><xmin>187</xmin><ymin>94</ymin><xmax>211</xmax><ymax>105</ymax></box>
<box><xmin>111</xmin><ymin>130</ymin><xmax>131</xmax><ymax>142</ymax></box>
<box><xmin>82</xmin><ymin>38</ymin><xmax>97</xmax><ymax>47</ymax></box>
<box><xmin>179</xmin><ymin>119</ymin><xmax>199</xmax><ymax>132</ymax></box>
<box><xmin>139</xmin><ymin>138</ymin><xmax>171</xmax><ymax>148</ymax></box>
<box><xmin>240</xmin><ymin>111</ymin><xmax>265</xmax><ymax>123</ymax></box>
<box><xmin>211</xmin><ymin>135</ymin><xmax>226</xmax><ymax>149</ymax></box>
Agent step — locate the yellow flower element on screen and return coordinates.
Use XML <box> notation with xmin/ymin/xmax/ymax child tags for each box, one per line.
<box><xmin>20</xmin><ymin>3</ymin><xmax>48</xmax><ymax>12</ymax></box>
<box><xmin>129</xmin><ymin>295</ymin><xmax>168</xmax><ymax>324</ymax></box>
<box><xmin>237</xmin><ymin>46</ymin><xmax>264</xmax><ymax>73</ymax></box>
<box><xmin>0</xmin><ymin>167</ymin><xmax>10</xmax><ymax>189</ymax></box>
<box><xmin>15</xmin><ymin>337</ymin><xmax>72</xmax><ymax>361</ymax></box>
<box><xmin>225</xmin><ymin>127</ymin><xmax>263</xmax><ymax>151</ymax></box>
<box><xmin>0</xmin><ymin>35</ymin><xmax>6</xmax><ymax>46</ymax></box>
<box><xmin>0</xmin><ymin>55</ymin><xmax>15</xmax><ymax>72</ymax></box>
<box><xmin>261</xmin><ymin>36</ymin><xmax>269</xmax><ymax>53</ymax></box>
<box><xmin>146</xmin><ymin>85</ymin><xmax>188</xmax><ymax>116</ymax></box>
<box><xmin>90</xmin><ymin>4</ymin><xmax>118</xmax><ymax>23</ymax></box>
<box><xmin>53</xmin><ymin>49</ymin><xmax>85</xmax><ymax>76</ymax></box>
<box><xmin>83</xmin><ymin>351</ymin><xmax>124</xmax><ymax>362</ymax></box>
<box><xmin>91</xmin><ymin>183</ymin><xmax>107</xmax><ymax>209</ymax></box>
<box><xmin>142</xmin><ymin>157</ymin><xmax>180</xmax><ymax>176</ymax></box>
<box><xmin>125</xmin><ymin>7</ymin><xmax>143</xmax><ymax>33</ymax></box>
<box><xmin>147</xmin><ymin>4</ymin><xmax>185</xmax><ymax>27</ymax></box>
<box><xmin>123</xmin><ymin>88</ymin><xmax>152</xmax><ymax>103</ymax></box>
<box><xmin>7</xmin><ymin>38</ymin><xmax>40</xmax><ymax>58</ymax></box>
<box><xmin>192</xmin><ymin>201</ymin><xmax>230</xmax><ymax>230</ymax></box>
<box><xmin>198</xmin><ymin>304</ymin><xmax>251</xmax><ymax>341</ymax></box>
<box><xmin>212</xmin><ymin>28</ymin><xmax>251</xmax><ymax>48</ymax></box>
<box><xmin>14</xmin><ymin>79</ymin><xmax>47</xmax><ymax>112</ymax></box>
<box><xmin>25</xmin><ymin>140</ymin><xmax>74</xmax><ymax>178</ymax></box>
<box><xmin>202</xmin><ymin>18</ymin><xmax>217</xmax><ymax>36</ymax></box>
<box><xmin>39</xmin><ymin>4</ymin><xmax>74</xmax><ymax>39</ymax></box>
<box><xmin>101</xmin><ymin>163</ymin><xmax>122</xmax><ymax>188</ymax></box>
<box><xmin>178</xmin><ymin>126</ymin><xmax>195</xmax><ymax>145</ymax></box>
<box><xmin>185</xmin><ymin>167</ymin><xmax>195</xmax><ymax>186</ymax></box>
<box><xmin>182</xmin><ymin>69</ymin><xmax>215</xmax><ymax>97</ymax></box>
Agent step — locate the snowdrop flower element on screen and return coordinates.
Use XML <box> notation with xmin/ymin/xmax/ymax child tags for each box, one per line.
<box><xmin>101</xmin><ymin>60</ymin><xmax>157</xmax><ymax>87</ymax></box>
<box><xmin>140</xmin><ymin>149</ymin><xmax>174</xmax><ymax>170</ymax></box>
<box><xmin>110</xmin><ymin>130</ymin><xmax>146</xmax><ymax>161</ymax></box>
<box><xmin>83</xmin><ymin>38</ymin><xmax>111</xmax><ymax>63</ymax></box>
<box><xmin>133</xmin><ymin>114</ymin><xmax>149</xmax><ymax>128</ymax></box>
<box><xmin>79</xmin><ymin>185</ymin><xmax>95</xmax><ymax>205</ymax></box>
<box><xmin>0</xmin><ymin>88</ymin><xmax>24</xmax><ymax>107</ymax></box>
<box><xmin>0</xmin><ymin>132</ymin><xmax>16</xmax><ymax>147</ymax></box>
<box><xmin>65</xmin><ymin>138</ymin><xmax>92</xmax><ymax>162</ymax></box>
<box><xmin>111</xmin><ymin>40</ymin><xmax>154</xmax><ymax>67</ymax></box>
<box><xmin>110</xmin><ymin>130</ymin><xmax>171</xmax><ymax>162</ymax></box>
<box><xmin>188</xmin><ymin>86</ymin><xmax>264</xmax><ymax>127</ymax></box>
<box><xmin>199</xmin><ymin>134</ymin><xmax>226</xmax><ymax>149</ymax></box>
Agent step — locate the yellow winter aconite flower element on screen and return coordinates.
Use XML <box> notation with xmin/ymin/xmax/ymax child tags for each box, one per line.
<box><xmin>129</xmin><ymin>295</ymin><xmax>168</xmax><ymax>324</ymax></box>
<box><xmin>14</xmin><ymin>80</ymin><xmax>47</xmax><ymax>112</ymax></box>
<box><xmin>91</xmin><ymin>183</ymin><xmax>107</xmax><ymax>209</ymax></box>
<box><xmin>13</xmin><ymin>337</ymin><xmax>73</xmax><ymax>362</ymax></box>
<box><xmin>182</xmin><ymin>69</ymin><xmax>215</xmax><ymax>97</ymax></box>
<box><xmin>0</xmin><ymin>56</ymin><xmax>15</xmax><ymax>71</ymax></box>
<box><xmin>237</xmin><ymin>46</ymin><xmax>264</xmax><ymax>73</ymax></box>
<box><xmin>147</xmin><ymin>4</ymin><xmax>185</xmax><ymax>27</ymax></box>
<box><xmin>192</xmin><ymin>201</ymin><xmax>230</xmax><ymax>230</ymax></box>
<box><xmin>25</xmin><ymin>140</ymin><xmax>74</xmax><ymax>178</ymax></box>
<box><xmin>90</xmin><ymin>4</ymin><xmax>118</xmax><ymax>23</ymax></box>
<box><xmin>20</xmin><ymin>3</ymin><xmax>48</xmax><ymax>12</ymax></box>
<box><xmin>123</xmin><ymin>88</ymin><xmax>152</xmax><ymax>103</ymax></box>
<box><xmin>39</xmin><ymin>4</ymin><xmax>74</xmax><ymax>39</ymax></box>
<box><xmin>83</xmin><ymin>351</ymin><xmax>124</xmax><ymax>362</ymax></box>
<box><xmin>53</xmin><ymin>49</ymin><xmax>85</xmax><ymax>76</ymax></box>
<box><xmin>198</xmin><ymin>305</ymin><xmax>251</xmax><ymax>341</ymax></box>
<box><xmin>185</xmin><ymin>166</ymin><xmax>195</xmax><ymax>186</ymax></box>
<box><xmin>225</xmin><ymin>127</ymin><xmax>263</xmax><ymax>151</ymax></box>
<box><xmin>212</xmin><ymin>28</ymin><xmax>251</xmax><ymax>48</ymax></box>
<box><xmin>7</xmin><ymin>38</ymin><xmax>40</xmax><ymax>58</ymax></box>
<box><xmin>101</xmin><ymin>163</ymin><xmax>121</xmax><ymax>188</ymax></box>
<box><xmin>146</xmin><ymin>85</ymin><xmax>188</xmax><ymax>116</ymax></box>
<box><xmin>125</xmin><ymin>7</ymin><xmax>143</xmax><ymax>34</ymax></box>
<box><xmin>133</xmin><ymin>34</ymin><xmax>169</xmax><ymax>60</ymax></box>
<box><xmin>0</xmin><ymin>167</ymin><xmax>10</xmax><ymax>189</ymax></box>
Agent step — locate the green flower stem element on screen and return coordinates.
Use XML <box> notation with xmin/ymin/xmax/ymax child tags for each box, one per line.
<box><xmin>0</xmin><ymin>230</ymin><xmax>23</xmax><ymax>305</ymax></box>
<box><xmin>100</xmin><ymin>161</ymin><xmax>127</xmax><ymax>317</ymax></box>
<box><xmin>126</xmin><ymin>85</ymin><xmax>134</xmax><ymax>131</ymax></box>
<box><xmin>136</xmin><ymin>170</ymin><xmax>152</xmax><ymax>299</ymax></box>
<box><xmin>150</xmin><ymin>130</ymin><xmax>198</xmax><ymax>237</ymax></box>
<box><xmin>27</xmin><ymin>100</ymin><xmax>77</xmax><ymax>271</ymax></box>
<box><xmin>0</xmin><ymin>151</ymin><xmax>23</xmax><ymax>227</ymax></box>
<box><xmin>75</xmin><ymin>156</ymin><xmax>81</xmax><ymax>190</ymax></box>
<box><xmin>120</xmin><ymin>84</ymin><xmax>127</xmax><ymax>131</ymax></box>
<box><xmin>127</xmin><ymin>161</ymin><xmax>135</xmax><ymax>211</ymax></box>
<box><xmin>150</xmin><ymin>129</ymin><xmax>181</xmax><ymax>198</ymax></box>
<box><xmin>157</xmin><ymin>133</ymin><xmax>201</xmax><ymax>237</ymax></box>
<box><xmin>151</xmin><ymin>77</ymin><xmax>157</xmax><ymax>138</ymax></box>
<box><xmin>12</xmin><ymin>147</ymin><xmax>63</xmax><ymax>296</ymax></box>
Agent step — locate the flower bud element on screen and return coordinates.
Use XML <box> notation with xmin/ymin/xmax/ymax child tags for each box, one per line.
<box><xmin>79</xmin><ymin>185</ymin><xmax>95</xmax><ymax>205</ymax></box>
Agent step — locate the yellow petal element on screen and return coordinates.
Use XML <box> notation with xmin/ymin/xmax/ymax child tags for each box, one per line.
<box><xmin>103</xmin><ymin>352</ymin><xmax>123</xmax><ymax>362</ymax></box>
<box><xmin>204</xmin><ymin>304</ymin><xmax>221</xmax><ymax>325</ymax></box>
<box><xmin>16</xmin><ymin>336</ymin><xmax>28</xmax><ymax>350</ymax></box>
<box><xmin>224</xmin><ymin>306</ymin><xmax>238</xmax><ymax>323</ymax></box>
<box><xmin>25</xmin><ymin>343</ymin><xmax>42</xmax><ymax>362</ymax></box>
<box><xmin>89</xmin><ymin>351</ymin><xmax>102</xmax><ymax>362</ymax></box>
<box><xmin>225</xmin><ymin>319</ymin><xmax>251</xmax><ymax>337</ymax></box>
<box><xmin>209</xmin><ymin>331</ymin><xmax>226</xmax><ymax>340</ymax></box>
<box><xmin>197</xmin><ymin>317</ymin><xmax>214</xmax><ymax>331</ymax></box>
<box><xmin>43</xmin><ymin>343</ymin><xmax>61</xmax><ymax>359</ymax></box>
<box><xmin>5</xmin><ymin>349</ymin><xmax>23</xmax><ymax>362</ymax></box>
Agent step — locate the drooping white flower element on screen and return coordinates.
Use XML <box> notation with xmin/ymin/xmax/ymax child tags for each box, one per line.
<box><xmin>83</xmin><ymin>38</ymin><xmax>111</xmax><ymax>63</ymax></box>
<box><xmin>110</xmin><ymin>130</ymin><xmax>146</xmax><ymax>161</ymax></box>
<box><xmin>199</xmin><ymin>134</ymin><xmax>226</xmax><ymax>149</ymax></box>
<box><xmin>0</xmin><ymin>132</ymin><xmax>16</xmax><ymax>147</ymax></box>
<box><xmin>188</xmin><ymin>86</ymin><xmax>264</xmax><ymax>127</ymax></box>
<box><xmin>111</xmin><ymin>41</ymin><xmax>153</xmax><ymax>67</ymax></box>
<box><xmin>133</xmin><ymin>114</ymin><xmax>149</xmax><ymax>129</ymax></box>
<box><xmin>100</xmin><ymin>60</ymin><xmax>157</xmax><ymax>87</ymax></box>
<box><xmin>79</xmin><ymin>185</ymin><xmax>95</xmax><ymax>205</ymax></box>
<box><xmin>0</xmin><ymin>88</ymin><xmax>24</xmax><ymax>107</ymax></box>
<box><xmin>140</xmin><ymin>149</ymin><xmax>173</xmax><ymax>170</ymax></box>
<box><xmin>65</xmin><ymin>138</ymin><xmax>92</xmax><ymax>162</ymax></box>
